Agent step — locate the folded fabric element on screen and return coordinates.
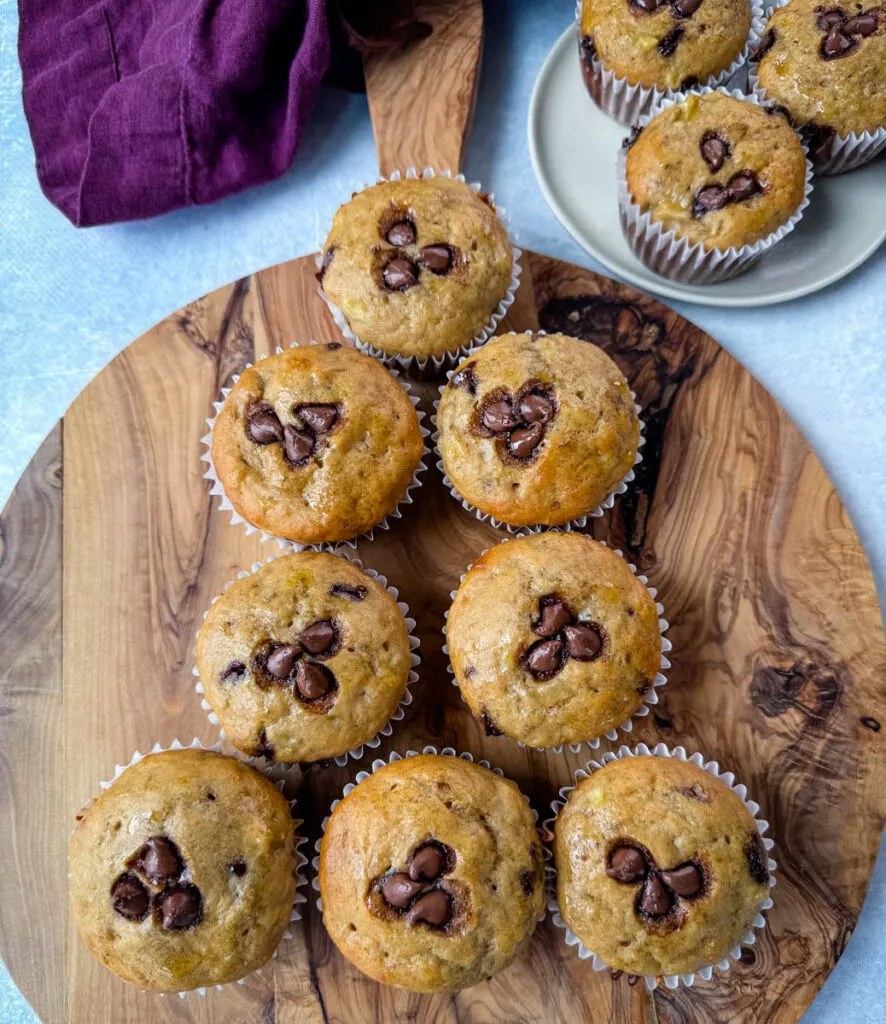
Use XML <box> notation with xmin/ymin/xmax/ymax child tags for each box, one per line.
<box><xmin>19</xmin><ymin>0</ymin><xmax>330</xmax><ymax>226</ymax></box>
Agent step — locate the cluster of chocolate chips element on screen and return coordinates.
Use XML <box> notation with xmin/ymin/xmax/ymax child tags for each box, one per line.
<box><xmin>475</xmin><ymin>381</ymin><xmax>558</xmax><ymax>462</ymax></box>
<box><xmin>380</xmin><ymin>216</ymin><xmax>456</xmax><ymax>292</ymax></box>
<box><xmin>246</xmin><ymin>619</ymin><xmax>341</xmax><ymax>707</ymax></box>
<box><xmin>376</xmin><ymin>840</ymin><xmax>457</xmax><ymax>929</ymax></box>
<box><xmin>246</xmin><ymin>400</ymin><xmax>341</xmax><ymax>467</ymax></box>
<box><xmin>629</xmin><ymin>0</ymin><xmax>704</xmax><ymax>56</ymax></box>
<box><xmin>606</xmin><ymin>840</ymin><xmax>705</xmax><ymax>923</ymax></box>
<box><xmin>815</xmin><ymin>6</ymin><xmax>880</xmax><ymax>59</ymax></box>
<box><xmin>693</xmin><ymin>171</ymin><xmax>762</xmax><ymax>217</ymax></box>
<box><xmin>110</xmin><ymin>837</ymin><xmax>203</xmax><ymax>930</ymax></box>
<box><xmin>522</xmin><ymin>594</ymin><xmax>607</xmax><ymax>681</ymax></box>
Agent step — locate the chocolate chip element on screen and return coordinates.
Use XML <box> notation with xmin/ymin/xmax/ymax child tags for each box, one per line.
<box><xmin>408</xmin><ymin>841</ymin><xmax>450</xmax><ymax>882</ymax></box>
<box><xmin>680</xmin><ymin>74</ymin><xmax>700</xmax><ymax>89</ymax></box>
<box><xmin>816</xmin><ymin>8</ymin><xmax>845</xmax><ymax>30</ymax></box>
<box><xmin>316</xmin><ymin>247</ymin><xmax>335</xmax><ymax>284</ymax></box>
<box><xmin>221</xmin><ymin>660</ymin><xmax>246</xmax><ymax>683</ymax></box>
<box><xmin>564</xmin><ymin>623</ymin><xmax>605</xmax><ymax>661</ymax></box>
<box><xmin>623</xmin><ymin>125</ymin><xmax>644</xmax><ymax>150</ymax></box>
<box><xmin>295</xmin><ymin>661</ymin><xmax>334</xmax><ymax>700</ymax></box>
<box><xmin>111</xmin><ymin>873</ymin><xmax>150</xmax><ymax>921</ymax></box>
<box><xmin>520</xmin><ymin>869</ymin><xmax>535</xmax><ymax>896</ymax></box>
<box><xmin>700</xmin><ymin>131</ymin><xmax>730</xmax><ymax>172</ymax></box>
<box><xmin>451</xmin><ymin>365</ymin><xmax>478</xmax><ymax>394</ymax></box>
<box><xmin>481</xmin><ymin>711</ymin><xmax>502</xmax><ymax>736</ymax></box>
<box><xmin>630</xmin><ymin>0</ymin><xmax>663</xmax><ymax>11</ymax></box>
<box><xmin>246</xmin><ymin>403</ymin><xmax>284</xmax><ymax>445</ymax></box>
<box><xmin>283</xmin><ymin>425</ymin><xmax>315</xmax><ymax>465</ymax></box>
<box><xmin>756</xmin><ymin>27</ymin><xmax>776</xmax><ymax>58</ymax></box>
<box><xmin>383</xmin><ymin>257</ymin><xmax>419</xmax><ymax>291</ymax></box>
<box><xmin>844</xmin><ymin>11</ymin><xmax>878</xmax><ymax>33</ymax></box>
<box><xmin>693</xmin><ymin>184</ymin><xmax>731</xmax><ymax>216</ymax></box>
<box><xmin>132</xmin><ymin>837</ymin><xmax>182</xmax><ymax>886</ymax></box>
<box><xmin>606</xmin><ymin>845</ymin><xmax>648</xmax><ymax>883</ymax></box>
<box><xmin>254</xmin><ymin>728</ymin><xmax>275</xmax><ymax>759</ymax></box>
<box><xmin>671</xmin><ymin>0</ymin><xmax>702</xmax><ymax>17</ymax></box>
<box><xmin>746</xmin><ymin>832</ymin><xmax>770</xmax><ymax>885</ymax></box>
<box><xmin>519</xmin><ymin>392</ymin><xmax>554</xmax><ymax>424</ymax></box>
<box><xmin>480</xmin><ymin>397</ymin><xmax>517</xmax><ymax>433</ymax></box>
<box><xmin>639</xmin><ymin>873</ymin><xmax>672</xmax><ymax>918</ymax></box>
<box><xmin>660</xmin><ymin>863</ymin><xmax>703</xmax><ymax>898</ymax></box>
<box><xmin>728</xmin><ymin>171</ymin><xmax>762</xmax><ymax>201</ymax></box>
<box><xmin>821</xmin><ymin>26</ymin><xmax>855</xmax><ymax>55</ymax></box>
<box><xmin>157</xmin><ymin>885</ymin><xmax>203</xmax><ymax>930</ymax></box>
<box><xmin>533</xmin><ymin>596</ymin><xmax>573</xmax><ymax>637</ymax></box>
<box><xmin>299</xmin><ymin>619</ymin><xmax>337</xmax><ymax>655</ymax></box>
<box><xmin>679</xmin><ymin>783</ymin><xmax>709</xmax><ymax>802</ymax></box>
<box><xmin>581</xmin><ymin>34</ymin><xmax>597</xmax><ymax>59</ymax></box>
<box><xmin>657</xmin><ymin>25</ymin><xmax>684</xmax><ymax>55</ymax></box>
<box><xmin>417</xmin><ymin>245</ymin><xmax>453</xmax><ymax>274</ymax></box>
<box><xmin>327</xmin><ymin>342</ymin><xmax>341</xmax><ymax>350</ymax></box>
<box><xmin>406</xmin><ymin>889</ymin><xmax>453</xmax><ymax>928</ymax></box>
<box><xmin>386</xmin><ymin>220</ymin><xmax>415</xmax><ymax>246</ymax></box>
<box><xmin>524</xmin><ymin>638</ymin><xmax>565</xmax><ymax>679</ymax></box>
<box><xmin>296</xmin><ymin>403</ymin><xmax>339</xmax><ymax>434</ymax></box>
<box><xmin>330</xmin><ymin>583</ymin><xmax>367</xmax><ymax>601</ymax></box>
<box><xmin>507</xmin><ymin>422</ymin><xmax>545</xmax><ymax>459</ymax></box>
<box><xmin>230</xmin><ymin>859</ymin><xmax>247</xmax><ymax>878</ymax></box>
<box><xmin>381</xmin><ymin>872</ymin><xmax>425</xmax><ymax>908</ymax></box>
<box><xmin>266</xmin><ymin>643</ymin><xmax>301</xmax><ymax>680</ymax></box>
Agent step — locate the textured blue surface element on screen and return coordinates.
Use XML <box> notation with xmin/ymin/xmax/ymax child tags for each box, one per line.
<box><xmin>1</xmin><ymin>1</ymin><xmax>885</xmax><ymax>1021</ymax></box>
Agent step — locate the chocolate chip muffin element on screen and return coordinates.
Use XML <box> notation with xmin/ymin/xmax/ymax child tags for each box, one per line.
<box><xmin>318</xmin><ymin>176</ymin><xmax>514</xmax><ymax>361</ymax></box>
<box><xmin>624</xmin><ymin>91</ymin><xmax>808</xmax><ymax>251</ymax></box>
<box><xmin>447</xmin><ymin>534</ymin><xmax>664</xmax><ymax>748</ymax></box>
<box><xmin>210</xmin><ymin>343</ymin><xmax>424</xmax><ymax>545</ymax></box>
<box><xmin>754</xmin><ymin>0</ymin><xmax>886</xmax><ymax>159</ymax></box>
<box><xmin>579</xmin><ymin>0</ymin><xmax>754</xmax><ymax>92</ymax></box>
<box><xmin>70</xmin><ymin>749</ymin><xmax>297</xmax><ymax>991</ymax></box>
<box><xmin>554</xmin><ymin>754</ymin><xmax>772</xmax><ymax>977</ymax></box>
<box><xmin>318</xmin><ymin>753</ymin><xmax>544</xmax><ymax>992</ymax></box>
<box><xmin>196</xmin><ymin>553</ymin><xmax>413</xmax><ymax>763</ymax></box>
<box><xmin>437</xmin><ymin>333</ymin><xmax>640</xmax><ymax>528</ymax></box>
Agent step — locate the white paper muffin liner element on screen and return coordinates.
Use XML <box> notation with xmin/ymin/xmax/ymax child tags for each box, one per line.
<box><xmin>192</xmin><ymin>549</ymin><xmax>421</xmax><ymax>768</ymax></box>
<box><xmin>200</xmin><ymin>339</ymin><xmax>430</xmax><ymax>551</ymax></box>
<box><xmin>574</xmin><ymin>0</ymin><xmax>766</xmax><ymax>125</ymax></box>
<box><xmin>432</xmin><ymin>331</ymin><xmax>646</xmax><ymax>533</ymax></box>
<box><xmin>618</xmin><ymin>86</ymin><xmax>814</xmax><ymax>284</ymax></box>
<box><xmin>73</xmin><ymin>737</ymin><xmax>309</xmax><ymax>998</ymax></box>
<box><xmin>543</xmin><ymin>741</ymin><xmax>777</xmax><ymax>991</ymax></box>
<box><xmin>309</xmin><ymin>746</ymin><xmax>545</xmax><ymax>927</ymax></box>
<box><xmin>442</xmin><ymin>535</ymin><xmax>671</xmax><ymax>752</ymax></box>
<box><xmin>316</xmin><ymin>167</ymin><xmax>522</xmax><ymax>374</ymax></box>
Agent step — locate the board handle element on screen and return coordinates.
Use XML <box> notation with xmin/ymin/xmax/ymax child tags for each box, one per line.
<box><xmin>364</xmin><ymin>0</ymin><xmax>484</xmax><ymax>175</ymax></box>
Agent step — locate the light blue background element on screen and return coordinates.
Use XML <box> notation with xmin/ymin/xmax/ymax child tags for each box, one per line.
<box><xmin>1</xmin><ymin>1</ymin><xmax>884</xmax><ymax>1021</ymax></box>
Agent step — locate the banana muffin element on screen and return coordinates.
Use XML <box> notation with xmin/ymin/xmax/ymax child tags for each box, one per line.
<box><xmin>318</xmin><ymin>176</ymin><xmax>514</xmax><ymax>361</ymax></box>
<box><xmin>318</xmin><ymin>753</ymin><xmax>544</xmax><ymax>992</ymax></box>
<box><xmin>579</xmin><ymin>0</ymin><xmax>754</xmax><ymax>93</ymax></box>
<box><xmin>196</xmin><ymin>552</ymin><xmax>413</xmax><ymax>763</ymax></box>
<box><xmin>624</xmin><ymin>91</ymin><xmax>808</xmax><ymax>251</ymax></box>
<box><xmin>210</xmin><ymin>343</ymin><xmax>424</xmax><ymax>545</ymax></box>
<box><xmin>447</xmin><ymin>534</ymin><xmax>663</xmax><ymax>748</ymax></box>
<box><xmin>753</xmin><ymin>0</ymin><xmax>886</xmax><ymax>164</ymax></box>
<box><xmin>437</xmin><ymin>332</ymin><xmax>640</xmax><ymax>528</ymax></box>
<box><xmin>554</xmin><ymin>754</ymin><xmax>772</xmax><ymax>977</ymax></box>
<box><xmin>70</xmin><ymin>749</ymin><xmax>297</xmax><ymax>992</ymax></box>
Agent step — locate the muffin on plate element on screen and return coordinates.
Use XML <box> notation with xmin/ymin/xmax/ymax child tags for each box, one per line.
<box><xmin>437</xmin><ymin>332</ymin><xmax>640</xmax><ymax>528</ymax></box>
<box><xmin>446</xmin><ymin>533</ymin><xmax>665</xmax><ymax>748</ymax></box>
<box><xmin>210</xmin><ymin>343</ymin><xmax>424</xmax><ymax>545</ymax></box>
<box><xmin>196</xmin><ymin>552</ymin><xmax>413</xmax><ymax>763</ymax></box>
<box><xmin>554</xmin><ymin>754</ymin><xmax>772</xmax><ymax>977</ymax></box>
<box><xmin>70</xmin><ymin>749</ymin><xmax>297</xmax><ymax>992</ymax></box>
<box><xmin>318</xmin><ymin>753</ymin><xmax>544</xmax><ymax>992</ymax></box>
<box><xmin>318</xmin><ymin>176</ymin><xmax>515</xmax><ymax>363</ymax></box>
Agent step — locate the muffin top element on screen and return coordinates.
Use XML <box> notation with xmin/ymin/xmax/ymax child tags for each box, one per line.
<box><xmin>318</xmin><ymin>177</ymin><xmax>513</xmax><ymax>360</ymax></box>
<box><xmin>447</xmin><ymin>534</ymin><xmax>662</xmax><ymax>748</ymax></box>
<box><xmin>319</xmin><ymin>754</ymin><xmax>544</xmax><ymax>992</ymax></box>
<box><xmin>211</xmin><ymin>343</ymin><xmax>424</xmax><ymax>544</ymax></box>
<box><xmin>69</xmin><ymin>749</ymin><xmax>297</xmax><ymax>992</ymax></box>
<box><xmin>755</xmin><ymin>0</ymin><xmax>886</xmax><ymax>136</ymax></box>
<box><xmin>196</xmin><ymin>553</ymin><xmax>412</xmax><ymax>763</ymax></box>
<box><xmin>625</xmin><ymin>91</ymin><xmax>808</xmax><ymax>251</ymax></box>
<box><xmin>437</xmin><ymin>333</ymin><xmax>640</xmax><ymax>528</ymax></box>
<box><xmin>580</xmin><ymin>0</ymin><xmax>752</xmax><ymax>90</ymax></box>
<box><xmin>554</xmin><ymin>755</ymin><xmax>771</xmax><ymax>977</ymax></box>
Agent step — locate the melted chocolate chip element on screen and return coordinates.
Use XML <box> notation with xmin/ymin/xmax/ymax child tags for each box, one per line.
<box><xmin>700</xmin><ymin>131</ymin><xmax>730</xmax><ymax>172</ymax></box>
<box><xmin>480</xmin><ymin>396</ymin><xmax>517</xmax><ymax>433</ymax></box>
<box><xmin>295</xmin><ymin>403</ymin><xmax>339</xmax><ymax>435</ymax></box>
<box><xmin>821</xmin><ymin>25</ymin><xmax>856</xmax><ymax>55</ymax></box>
<box><xmin>381</xmin><ymin>872</ymin><xmax>425</xmax><ymax>908</ymax></box>
<box><xmin>631</xmin><ymin>0</ymin><xmax>664</xmax><ymax>10</ymax></box>
<box><xmin>246</xmin><ymin>403</ymin><xmax>284</xmax><ymax>445</ymax></box>
<box><xmin>607</xmin><ymin>845</ymin><xmax>648</xmax><ymax>883</ymax></box>
<box><xmin>132</xmin><ymin>837</ymin><xmax>182</xmax><ymax>886</ymax></box>
<box><xmin>524</xmin><ymin>638</ymin><xmax>566</xmax><ymax>679</ymax></box>
<box><xmin>417</xmin><ymin>244</ymin><xmax>453</xmax><ymax>274</ymax></box>
<box><xmin>283</xmin><ymin>425</ymin><xmax>315</xmax><ymax>465</ymax></box>
<box><xmin>230</xmin><ymin>859</ymin><xmax>247</xmax><ymax>877</ymax></box>
<box><xmin>111</xmin><ymin>873</ymin><xmax>150</xmax><ymax>921</ymax></box>
<box><xmin>507</xmin><ymin>422</ymin><xmax>545</xmax><ymax>459</ymax></box>
<box><xmin>728</xmin><ymin>171</ymin><xmax>762</xmax><ymax>201</ymax></box>
<box><xmin>299</xmin><ymin>619</ymin><xmax>337</xmax><ymax>656</ymax></box>
<box><xmin>746</xmin><ymin>832</ymin><xmax>770</xmax><ymax>885</ymax></box>
<box><xmin>295</xmin><ymin>660</ymin><xmax>334</xmax><ymax>701</ymax></box>
<box><xmin>408</xmin><ymin>841</ymin><xmax>451</xmax><ymax>882</ymax></box>
<box><xmin>157</xmin><ymin>884</ymin><xmax>203</xmax><ymax>930</ymax></box>
<box><xmin>756</xmin><ymin>28</ymin><xmax>776</xmax><ymax>59</ymax></box>
<box><xmin>254</xmin><ymin>728</ymin><xmax>275</xmax><ymax>759</ymax></box>
<box><xmin>451</xmin><ymin>365</ymin><xmax>478</xmax><ymax>394</ymax></box>
<box><xmin>330</xmin><ymin>583</ymin><xmax>367</xmax><ymax>601</ymax></box>
<box><xmin>623</xmin><ymin>125</ymin><xmax>644</xmax><ymax>150</ymax></box>
<box><xmin>383</xmin><ymin>257</ymin><xmax>419</xmax><ymax>291</ymax></box>
<box><xmin>406</xmin><ymin>889</ymin><xmax>453</xmax><ymax>928</ymax></box>
<box><xmin>327</xmin><ymin>342</ymin><xmax>341</xmax><ymax>350</ymax></box>
<box><xmin>639</xmin><ymin>873</ymin><xmax>672</xmax><ymax>918</ymax></box>
<box><xmin>693</xmin><ymin>184</ymin><xmax>732</xmax><ymax>216</ymax></box>
<box><xmin>844</xmin><ymin>10</ymin><xmax>878</xmax><ymax>33</ymax></box>
<box><xmin>386</xmin><ymin>220</ymin><xmax>415</xmax><ymax>246</ymax></box>
<box><xmin>316</xmin><ymin>247</ymin><xmax>335</xmax><ymax>284</ymax></box>
<box><xmin>658</xmin><ymin>25</ymin><xmax>684</xmax><ymax>55</ymax></box>
<box><xmin>221</xmin><ymin>660</ymin><xmax>246</xmax><ymax>683</ymax></box>
<box><xmin>481</xmin><ymin>711</ymin><xmax>503</xmax><ymax>736</ymax></box>
<box><xmin>520</xmin><ymin>869</ymin><xmax>535</xmax><ymax>896</ymax></box>
<box><xmin>816</xmin><ymin>7</ymin><xmax>846</xmax><ymax>29</ymax></box>
<box><xmin>534</xmin><ymin>596</ymin><xmax>573</xmax><ymax>637</ymax></box>
<box><xmin>563</xmin><ymin>622</ymin><xmax>605</xmax><ymax>661</ymax></box>
<box><xmin>519</xmin><ymin>392</ymin><xmax>554</xmax><ymax>424</ymax></box>
<box><xmin>671</xmin><ymin>0</ymin><xmax>702</xmax><ymax>17</ymax></box>
<box><xmin>660</xmin><ymin>863</ymin><xmax>703</xmax><ymax>898</ymax></box>
<box><xmin>266</xmin><ymin>643</ymin><xmax>301</xmax><ymax>680</ymax></box>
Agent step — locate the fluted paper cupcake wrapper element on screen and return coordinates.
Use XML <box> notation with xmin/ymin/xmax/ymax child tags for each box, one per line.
<box><xmin>200</xmin><ymin>340</ymin><xmax>430</xmax><ymax>550</ymax></box>
<box><xmin>618</xmin><ymin>87</ymin><xmax>814</xmax><ymax>284</ymax></box>
<box><xmin>541</xmin><ymin>741</ymin><xmax>777</xmax><ymax>991</ymax></box>
<box><xmin>309</xmin><ymin>746</ymin><xmax>545</xmax><ymax>924</ymax></box>
<box><xmin>574</xmin><ymin>0</ymin><xmax>766</xmax><ymax>125</ymax></box>
<box><xmin>442</xmin><ymin>534</ymin><xmax>671</xmax><ymax>751</ymax></box>
<box><xmin>432</xmin><ymin>331</ymin><xmax>645</xmax><ymax>533</ymax></box>
<box><xmin>72</xmin><ymin>738</ymin><xmax>309</xmax><ymax>998</ymax></box>
<box><xmin>192</xmin><ymin>549</ymin><xmax>421</xmax><ymax>768</ymax></box>
<box><xmin>316</xmin><ymin>167</ymin><xmax>522</xmax><ymax>375</ymax></box>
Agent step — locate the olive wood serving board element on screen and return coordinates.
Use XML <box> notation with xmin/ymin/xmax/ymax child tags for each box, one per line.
<box><xmin>1</xmin><ymin>1</ymin><xmax>884</xmax><ymax>1021</ymax></box>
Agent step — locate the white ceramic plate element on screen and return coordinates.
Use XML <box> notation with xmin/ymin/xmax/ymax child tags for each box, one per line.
<box><xmin>528</xmin><ymin>24</ymin><xmax>886</xmax><ymax>308</ymax></box>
